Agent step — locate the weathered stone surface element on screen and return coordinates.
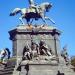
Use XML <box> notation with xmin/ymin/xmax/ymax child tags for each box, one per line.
<box><xmin>9</xmin><ymin>25</ymin><xmax>61</xmax><ymax>61</ymax></box>
<box><xmin>13</xmin><ymin>63</ymin><xmax>74</xmax><ymax>75</ymax></box>
<box><xmin>6</xmin><ymin>25</ymin><xmax>75</xmax><ymax>75</ymax></box>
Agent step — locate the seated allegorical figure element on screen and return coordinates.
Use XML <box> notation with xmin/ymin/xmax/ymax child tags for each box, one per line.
<box><xmin>0</xmin><ymin>49</ymin><xmax>7</xmax><ymax>63</ymax></box>
<box><xmin>39</xmin><ymin>40</ymin><xmax>52</xmax><ymax>56</ymax></box>
<box><xmin>61</xmin><ymin>45</ymin><xmax>70</xmax><ymax>65</ymax></box>
<box><xmin>0</xmin><ymin>48</ymin><xmax>11</xmax><ymax>67</ymax></box>
<box><xmin>31</xmin><ymin>41</ymin><xmax>40</xmax><ymax>57</ymax></box>
<box><xmin>22</xmin><ymin>44</ymin><xmax>32</xmax><ymax>60</ymax></box>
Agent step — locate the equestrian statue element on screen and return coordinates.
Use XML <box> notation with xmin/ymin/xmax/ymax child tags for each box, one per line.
<box><xmin>10</xmin><ymin>0</ymin><xmax>55</xmax><ymax>25</ymax></box>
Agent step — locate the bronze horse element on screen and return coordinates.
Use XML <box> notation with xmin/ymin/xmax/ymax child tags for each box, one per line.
<box><xmin>10</xmin><ymin>2</ymin><xmax>55</xmax><ymax>25</ymax></box>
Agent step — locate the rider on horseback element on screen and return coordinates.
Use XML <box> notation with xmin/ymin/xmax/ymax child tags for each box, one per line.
<box><xmin>28</xmin><ymin>0</ymin><xmax>39</xmax><ymax>13</ymax></box>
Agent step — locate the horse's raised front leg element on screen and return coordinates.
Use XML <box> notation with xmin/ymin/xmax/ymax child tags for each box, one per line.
<box><xmin>45</xmin><ymin>16</ymin><xmax>55</xmax><ymax>24</ymax></box>
<box><xmin>19</xmin><ymin>16</ymin><xmax>25</xmax><ymax>25</ymax></box>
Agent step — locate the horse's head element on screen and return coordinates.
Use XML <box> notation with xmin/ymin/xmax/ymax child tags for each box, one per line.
<box><xmin>40</xmin><ymin>2</ymin><xmax>52</xmax><ymax>12</ymax></box>
<box><xmin>44</xmin><ymin>2</ymin><xmax>52</xmax><ymax>12</ymax></box>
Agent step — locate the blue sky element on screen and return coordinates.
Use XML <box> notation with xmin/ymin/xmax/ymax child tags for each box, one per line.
<box><xmin>0</xmin><ymin>0</ymin><xmax>75</xmax><ymax>57</ymax></box>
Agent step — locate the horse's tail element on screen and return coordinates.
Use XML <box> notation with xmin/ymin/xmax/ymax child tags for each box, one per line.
<box><xmin>10</xmin><ymin>8</ymin><xmax>21</xmax><ymax>16</ymax></box>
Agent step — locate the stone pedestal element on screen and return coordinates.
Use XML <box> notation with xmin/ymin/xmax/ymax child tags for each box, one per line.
<box><xmin>9</xmin><ymin>25</ymin><xmax>61</xmax><ymax>65</ymax></box>
<box><xmin>8</xmin><ymin>25</ymin><xmax>75</xmax><ymax>75</ymax></box>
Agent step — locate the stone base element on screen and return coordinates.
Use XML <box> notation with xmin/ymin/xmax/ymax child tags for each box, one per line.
<box><xmin>0</xmin><ymin>60</ymin><xmax>74</xmax><ymax>75</ymax></box>
<box><xmin>11</xmin><ymin>58</ymin><xmax>74</xmax><ymax>75</ymax></box>
<box><xmin>14</xmin><ymin>63</ymin><xmax>75</xmax><ymax>75</ymax></box>
<box><xmin>8</xmin><ymin>25</ymin><xmax>75</xmax><ymax>75</ymax></box>
<box><xmin>21</xmin><ymin>64</ymin><xmax>58</xmax><ymax>75</ymax></box>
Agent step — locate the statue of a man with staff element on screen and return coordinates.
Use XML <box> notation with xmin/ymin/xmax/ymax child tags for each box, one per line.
<box><xmin>28</xmin><ymin>0</ymin><xmax>39</xmax><ymax>13</ymax></box>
